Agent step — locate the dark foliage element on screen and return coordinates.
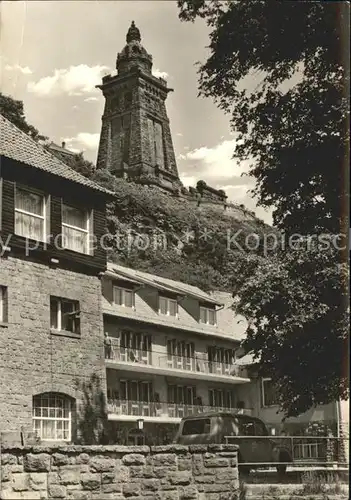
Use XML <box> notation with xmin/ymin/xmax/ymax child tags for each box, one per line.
<box><xmin>75</xmin><ymin>373</ymin><xmax>109</xmax><ymax>445</ymax></box>
<box><xmin>178</xmin><ymin>0</ymin><xmax>349</xmax><ymax>235</ymax></box>
<box><xmin>0</xmin><ymin>92</ymin><xmax>47</xmax><ymax>142</ymax></box>
<box><xmin>178</xmin><ymin>0</ymin><xmax>349</xmax><ymax>416</ymax></box>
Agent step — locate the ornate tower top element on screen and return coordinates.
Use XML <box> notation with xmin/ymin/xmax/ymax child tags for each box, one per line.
<box><xmin>126</xmin><ymin>21</ymin><xmax>141</xmax><ymax>43</ymax></box>
<box><xmin>117</xmin><ymin>21</ymin><xmax>152</xmax><ymax>75</ymax></box>
<box><xmin>97</xmin><ymin>22</ymin><xmax>181</xmax><ymax>191</ymax></box>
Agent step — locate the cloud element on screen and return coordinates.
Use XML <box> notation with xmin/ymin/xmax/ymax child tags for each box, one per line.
<box><xmin>63</xmin><ymin>132</ymin><xmax>100</xmax><ymax>151</ymax></box>
<box><xmin>219</xmin><ymin>184</ymin><xmax>251</xmax><ymax>201</ymax></box>
<box><xmin>84</xmin><ymin>96</ymin><xmax>99</xmax><ymax>102</ymax></box>
<box><xmin>177</xmin><ymin>137</ymin><xmax>270</xmax><ymax>217</ymax></box>
<box><xmin>152</xmin><ymin>68</ymin><xmax>168</xmax><ymax>79</ymax></box>
<box><xmin>176</xmin><ymin>133</ymin><xmax>183</xmax><ymax>137</ymax></box>
<box><xmin>27</xmin><ymin>64</ymin><xmax>109</xmax><ymax>96</ymax></box>
<box><xmin>180</xmin><ymin>175</ymin><xmax>198</xmax><ymax>188</ymax></box>
<box><xmin>177</xmin><ymin>138</ymin><xmax>251</xmax><ymax>180</ymax></box>
<box><xmin>5</xmin><ymin>63</ymin><xmax>32</xmax><ymax>75</ymax></box>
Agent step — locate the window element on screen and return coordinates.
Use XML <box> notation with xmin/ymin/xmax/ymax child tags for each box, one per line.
<box><xmin>254</xmin><ymin>420</ymin><xmax>269</xmax><ymax>436</ymax></box>
<box><xmin>209</xmin><ymin>388</ymin><xmax>235</xmax><ymax>409</ymax></box>
<box><xmin>62</xmin><ymin>203</ymin><xmax>91</xmax><ymax>254</ymax></box>
<box><xmin>200</xmin><ymin>306</ymin><xmax>216</xmax><ymax>325</ymax></box>
<box><xmin>208</xmin><ymin>346</ymin><xmax>236</xmax><ymax>374</ymax></box>
<box><xmin>168</xmin><ymin>385</ymin><xmax>195</xmax><ymax>406</ymax></box>
<box><xmin>262</xmin><ymin>378</ymin><xmax>279</xmax><ymax>407</ymax></box>
<box><xmin>0</xmin><ymin>286</ymin><xmax>8</xmax><ymax>323</ymax></box>
<box><xmin>113</xmin><ymin>286</ymin><xmax>134</xmax><ymax>308</ymax></box>
<box><xmin>167</xmin><ymin>339</ymin><xmax>195</xmax><ymax>370</ymax></box>
<box><xmin>33</xmin><ymin>393</ymin><xmax>72</xmax><ymax>441</ymax></box>
<box><xmin>15</xmin><ymin>186</ymin><xmax>48</xmax><ymax>241</ymax></box>
<box><xmin>159</xmin><ymin>296</ymin><xmax>178</xmax><ymax>317</ymax></box>
<box><xmin>120</xmin><ymin>380</ymin><xmax>152</xmax><ymax>403</ymax></box>
<box><xmin>238</xmin><ymin>419</ymin><xmax>256</xmax><ymax>436</ymax></box>
<box><xmin>120</xmin><ymin>331</ymin><xmax>152</xmax><ymax>364</ymax></box>
<box><xmin>182</xmin><ymin>418</ymin><xmax>211</xmax><ymax>436</ymax></box>
<box><xmin>147</xmin><ymin>118</ymin><xmax>165</xmax><ymax>169</ymax></box>
<box><xmin>50</xmin><ymin>297</ymin><xmax>80</xmax><ymax>334</ymax></box>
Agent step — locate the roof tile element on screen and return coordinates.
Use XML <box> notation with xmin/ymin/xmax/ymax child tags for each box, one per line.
<box><xmin>0</xmin><ymin>114</ymin><xmax>114</xmax><ymax>196</ymax></box>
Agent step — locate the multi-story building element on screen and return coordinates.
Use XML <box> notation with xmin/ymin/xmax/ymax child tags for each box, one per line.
<box><xmin>0</xmin><ymin>114</ymin><xmax>113</xmax><ymax>443</ymax></box>
<box><xmin>101</xmin><ymin>267</ymin><xmax>346</xmax><ymax>445</ymax></box>
<box><xmin>101</xmin><ymin>264</ymin><xmax>251</xmax><ymax>444</ymax></box>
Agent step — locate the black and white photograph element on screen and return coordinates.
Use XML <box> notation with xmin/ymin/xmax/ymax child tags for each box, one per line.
<box><xmin>0</xmin><ymin>1</ymin><xmax>349</xmax><ymax>498</ymax></box>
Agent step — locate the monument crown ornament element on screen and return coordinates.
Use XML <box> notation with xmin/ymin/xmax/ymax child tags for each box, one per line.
<box><xmin>126</xmin><ymin>21</ymin><xmax>141</xmax><ymax>43</ymax></box>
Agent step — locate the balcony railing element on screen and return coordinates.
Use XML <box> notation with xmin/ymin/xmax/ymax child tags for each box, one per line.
<box><xmin>105</xmin><ymin>346</ymin><xmax>152</xmax><ymax>365</ymax></box>
<box><xmin>105</xmin><ymin>347</ymin><xmax>247</xmax><ymax>378</ymax></box>
<box><xmin>159</xmin><ymin>354</ymin><xmax>245</xmax><ymax>377</ymax></box>
<box><xmin>107</xmin><ymin>399</ymin><xmax>251</xmax><ymax>418</ymax></box>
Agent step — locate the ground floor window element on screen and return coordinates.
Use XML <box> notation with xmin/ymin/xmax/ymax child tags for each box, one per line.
<box><xmin>32</xmin><ymin>393</ymin><xmax>72</xmax><ymax>441</ymax></box>
<box><xmin>261</xmin><ymin>378</ymin><xmax>279</xmax><ymax>407</ymax></box>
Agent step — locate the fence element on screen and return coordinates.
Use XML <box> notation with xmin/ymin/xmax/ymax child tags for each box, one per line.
<box><xmin>224</xmin><ymin>435</ymin><xmax>350</xmax><ymax>468</ymax></box>
<box><xmin>105</xmin><ymin>345</ymin><xmax>248</xmax><ymax>378</ymax></box>
<box><xmin>107</xmin><ymin>399</ymin><xmax>252</xmax><ymax>419</ymax></box>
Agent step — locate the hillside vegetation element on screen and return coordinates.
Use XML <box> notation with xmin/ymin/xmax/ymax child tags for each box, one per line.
<box><xmin>92</xmin><ymin>169</ymin><xmax>270</xmax><ymax>292</ymax></box>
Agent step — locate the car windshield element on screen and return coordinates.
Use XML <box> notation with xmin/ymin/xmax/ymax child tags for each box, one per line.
<box><xmin>236</xmin><ymin>416</ymin><xmax>268</xmax><ymax>436</ymax></box>
<box><xmin>182</xmin><ymin>418</ymin><xmax>211</xmax><ymax>435</ymax></box>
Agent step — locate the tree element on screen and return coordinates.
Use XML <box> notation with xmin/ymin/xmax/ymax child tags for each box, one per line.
<box><xmin>61</xmin><ymin>152</ymin><xmax>94</xmax><ymax>179</ymax></box>
<box><xmin>0</xmin><ymin>92</ymin><xmax>47</xmax><ymax>142</ymax></box>
<box><xmin>229</xmin><ymin>238</ymin><xmax>348</xmax><ymax>417</ymax></box>
<box><xmin>0</xmin><ymin>92</ymin><xmax>94</xmax><ymax>178</ymax></box>
<box><xmin>92</xmin><ymin>168</ymin><xmax>269</xmax><ymax>292</ymax></box>
<box><xmin>178</xmin><ymin>1</ymin><xmax>349</xmax><ymax>234</ymax></box>
<box><xmin>178</xmin><ymin>0</ymin><xmax>349</xmax><ymax>416</ymax></box>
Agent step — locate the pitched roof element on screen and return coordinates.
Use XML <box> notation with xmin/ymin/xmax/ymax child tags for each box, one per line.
<box><xmin>106</xmin><ymin>262</ymin><xmax>223</xmax><ymax>306</ymax></box>
<box><xmin>47</xmin><ymin>142</ymin><xmax>76</xmax><ymax>156</ymax></box>
<box><xmin>0</xmin><ymin>114</ymin><xmax>114</xmax><ymax>196</ymax></box>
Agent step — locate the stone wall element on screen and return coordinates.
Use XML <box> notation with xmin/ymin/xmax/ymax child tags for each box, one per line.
<box><xmin>0</xmin><ymin>255</ymin><xmax>105</xmax><ymax>435</ymax></box>
<box><xmin>0</xmin><ymin>444</ymin><xmax>239</xmax><ymax>500</ymax></box>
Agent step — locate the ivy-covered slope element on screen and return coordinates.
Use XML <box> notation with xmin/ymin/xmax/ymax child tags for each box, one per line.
<box><xmin>92</xmin><ymin>169</ymin><xmax>271</xmax><ymax>292</ymax></box>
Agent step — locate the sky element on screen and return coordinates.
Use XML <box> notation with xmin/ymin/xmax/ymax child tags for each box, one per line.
<box><xmin>0</xmin><ymin>0</ymin><xmax>273</xmax><ymax>223</ymax></box>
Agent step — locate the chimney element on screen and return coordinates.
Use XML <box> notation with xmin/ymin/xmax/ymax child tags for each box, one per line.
<box><xmin>61</xmin><ymin>141</ymin><xmax>66</xmax><ymax>149</ymax></box>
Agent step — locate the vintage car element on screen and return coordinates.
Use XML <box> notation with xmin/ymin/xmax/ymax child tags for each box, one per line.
<box><xmin>173</xmin><ymin>412</ymin><xmax>292</xmax><ymax>475</ymax></box>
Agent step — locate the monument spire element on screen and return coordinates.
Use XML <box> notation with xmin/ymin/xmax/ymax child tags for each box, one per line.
<box><xmin>126</xmin><ymin>21</ymin><xmax>141</xmax><ymax>43</ymax></box>
<box><xmin>96</xmin><ymin>22</ymin><xmax>182</xmax><ymax>192</ymax></box>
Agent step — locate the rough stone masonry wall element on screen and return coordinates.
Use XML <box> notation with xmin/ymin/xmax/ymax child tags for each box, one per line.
<box><xmin>0</xmin><ymin>256</ymin><xmax>105</xmax><ymax>434</ymax></box>
<box><xmin>0</xmin><ymin>444</ymin><xmax>239</xmax><ymax>500</ymax></box>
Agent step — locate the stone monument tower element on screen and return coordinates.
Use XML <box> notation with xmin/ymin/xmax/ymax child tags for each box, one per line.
<box><xmin>96</xmin><ymin>21</ymin><xmax>182</xmax><ymax>191</ymax></box>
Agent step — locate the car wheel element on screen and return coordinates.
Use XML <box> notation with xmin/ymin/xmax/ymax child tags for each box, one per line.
<box><xmin>277</xmin><ymin>450</ymin><xmax>291</xmax><ymax>476</ymax></box>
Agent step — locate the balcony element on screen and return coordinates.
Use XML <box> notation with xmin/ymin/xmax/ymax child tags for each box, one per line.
<box><xmin>105</xmin><ymin>347</ymin><xmax>250</xmax><ymax>385</ymax></box>
<box><xmin>105</xmin><ymin>346</ymin><xmax>152</xmax><ymax>365</ymax></box>
<box><xmin>107</xmin><ymin>399</ymin><xmax>252</xmax><ymax>423</ymax></box>
<box><xmin>160</xmin><ymin>354</ymin><xmax>243</xmax><ymax>377</ymax></box>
